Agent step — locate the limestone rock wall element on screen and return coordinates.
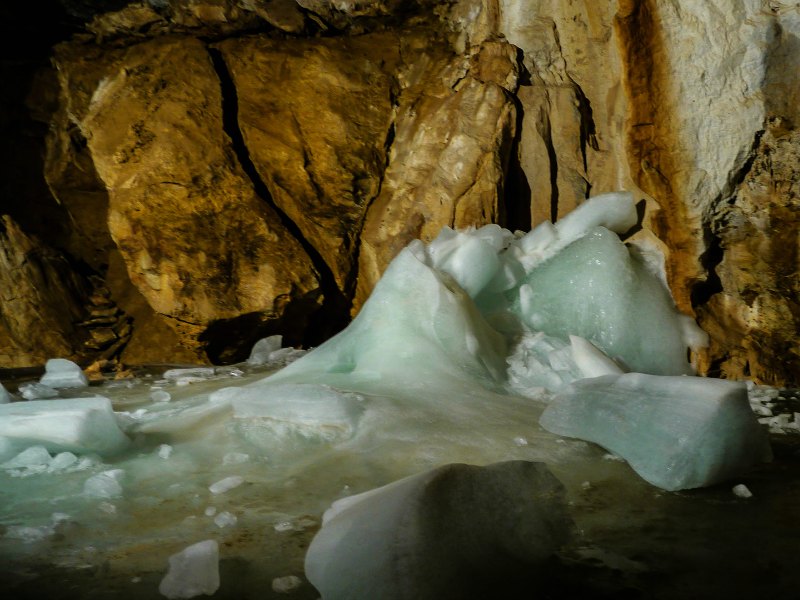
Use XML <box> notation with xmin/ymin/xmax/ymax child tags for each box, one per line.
<box><xmin>0</xmin><ymin>0</ymin><xmax>797</xmax><ymax>384</ymax></box>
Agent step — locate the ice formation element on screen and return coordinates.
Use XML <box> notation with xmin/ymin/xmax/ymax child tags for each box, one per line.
<box><xmin>305</xmin><ymin>461</ymin><xmax>572</xmax><ymax>600</ymax></box>
<box><xmin>0</xmin><ymin>397</ymin><xmax>130</xmax><ymax>460</ymax></box>
<box><xmin>39</xmin><ymin>358</ymin><xmax>88</xmax><ymax>389</ymax></box>
<box><xmin>0</xmin><ymin>382</ymin><xmax>11</xmax><ymax>404</ymax></box>
<box><xmin>539</xmin><ymin>374</ymin><xmax>771</xmax><ymax>490</ymax></box>
<box><xmin>158</xmin><ymin>539</ymin><xmax>220</xmax><ymax>599</ymax></box>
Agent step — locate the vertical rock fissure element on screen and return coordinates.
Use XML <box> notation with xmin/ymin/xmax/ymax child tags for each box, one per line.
<box><xmin>538</xmin><ymin>103</ymin><xmax>560</xmax><ymax>222</ymax></box>
<box><xmin>690</xmin><ymin>128</ymin><xmax>765</xmax><ymax>310</ymax></box>
<box><xmin>205</xmin><ymin>45</ymin><xmax>349</xmax><ymax>344</ymax></box>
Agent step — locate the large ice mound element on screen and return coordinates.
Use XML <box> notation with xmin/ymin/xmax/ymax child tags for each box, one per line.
<box><xmin>305</xmin><ymin>461</ymin><xmax>572</xmax><ymax>600</ymax></box>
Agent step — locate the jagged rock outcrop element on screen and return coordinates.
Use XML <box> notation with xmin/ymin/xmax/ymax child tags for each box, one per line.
<box><xmin>216</xmin><ymin>32</ymin><xmax>399</xmax><ymax>299</ymax></box>
<box><xmin>1</xmin><ymin>0</ymin><xmax>797</xmax><ymax>383</ymax></box>
<box><xmin>0</xmin><ymin>216</ymin><xmax>89</xmax><ymax>367</ymax></box>
<box><xmin>355</xmin><ymin>38</ymin><xmax>519</xmax><ymax>308</ymax></box>
<box><xmin>55</xmin><ymin>36</ymin><xmax>322</xmax><ymax>360</ymax></box>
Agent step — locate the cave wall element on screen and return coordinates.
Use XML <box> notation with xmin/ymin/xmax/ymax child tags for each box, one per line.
<box><xmin>0</xmin><ymin>0</ymin><xmax>797</xmax><ymax>385</ymax></box>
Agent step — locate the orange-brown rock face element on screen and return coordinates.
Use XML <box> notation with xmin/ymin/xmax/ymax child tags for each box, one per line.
<box><xmin>354</xmin><ymin>38</ymin><xmax>519</xmax><ymax>309</ymax></box>
<box><xmin>67</xmin><ymin>36</ymin><xmax>321</xmax><ymax>360</ymax></box>
<box><xmin>216</xmin><ymin>33</ymin><xmax>399</xmax><ymax>300</ymax></box>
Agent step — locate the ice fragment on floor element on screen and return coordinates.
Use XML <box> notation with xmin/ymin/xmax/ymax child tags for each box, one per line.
<box><xmin>732</xmin><ymin>484</ymin><xmax>753</xmax><ymax>498</ymax></box>
<box><xmin>540</xmin><ymin>373</ymin><xmax>771</xmax><ymax>491</ymax></box>
<box><xmin>305</xmin><ymin>461</ymin><xmax>572</xmax><ymax>600</ymax></box>
<box><xmin>209</xmin><ymin>475</ymin><xmax>244</xmax><ymax>495</ymax></box>
<box><xmin>40</xmin><ymin>358</ymin><xmax>88</xmax><ymax>389</ymax></box>
<box><xmin>246</xmin><ymin>335</ymin><xmax>283</xmax><ymax>366</ymax></box>
<box><xmin>159</xmin><ymin>539</ymin><xmax>220</xmax><ymax>599</ymax></box>
<box><xmin>213</xmin><ymin>511</ymin><xmax>237</xmax><ymax>528</ymax></box>
<box><xmin>18</xmin><ymin>382</ymin><xmax>59</xmax><ymax>400</ymax></box>
<box><xmin>271</xmin><ymin>575</ymin><xmax>302</xmax><ymax>594</ymax></box>
<box><xmin>0</xmin><ymin>397</ymin><xmax>130</xmax><ymax>457</ymax></box>
<box><xmin>84</xmin><ymin>469</ymin><xmax>125</xmax><ymax>498</ymax></box>
<box><xmin>163</xmin><ymin>367</ymin><xmax>215</xmax><ymax>381</ymax></box>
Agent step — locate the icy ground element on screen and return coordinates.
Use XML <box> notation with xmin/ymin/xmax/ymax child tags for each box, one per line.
<box><xmin>1</xmin><ymin>192</ymin><xmax>798</xmax><ymax>598</ymax></box>
<box><xmin>0</xmin><ymin>362</ymin><xmax>798</xmax><ymax>599</ymax></box>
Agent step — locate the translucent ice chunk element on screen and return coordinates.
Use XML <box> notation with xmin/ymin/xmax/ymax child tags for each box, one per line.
<box><xmin>84</xmin><ymin>468</ymin><xmax>125</xmax><ymax>498</ymax></box>
<box><xmin>306</xmin><ymin>461</ymin><xmax>572</xmax><ymax>600</ymax></box>
<box><xmin>0</xmin><ymin>382</ymin><xmax>12</xmax><ymax>404</ymax></box>
<box><xmin>18</xmin><ymin>382</ymin><xmax>59</xmax><ymax>400</ymax></box>
<box><xmin>246</xmin><ymin>335</ymin><xmax>283</xmax><ymax>366</ymax></box>
<box><xmin>213</xmin><ymin>511</ymin><xmax>237</xmax><ymax>528</ymax></box>
<box><xmin>0</xmin><ymin>397</ymin><xmax>130</xmax><ymax>456</ymax></box>
<box><xmin>231</xmin><ymin>384</ymin><xmax>364</xmax><ymax>443</ymax></box>
<box><xmin>554</xmin><ymin>191</ymin><xmax>638</xmax><ymax>242</ymax></box>
<box><xmin>539</xmin><ymin>373</ymin><xmax>771</xmax><ymax>491</ymax></box>
<box><xmin>511</xmin><ymin>227</ymin><xmax>694</xmax><ymax>375</ymax></box>
<box><xmin>271</xmin><ymin>575</ymin><xmax>302</xmax><ymax>593</ymax></box>
<box><xmin>208</xmin><ymin>475</ymin><xmax>244</xmax><ymax>495</ymax></box>
<box><xmin>163</xmin><ymin>368</ymin><xmax>215</xmax><ymax>381</ymax></box>
<box><xmin>569</xmin><ymin>335</ymin><xmax>625</xmax><ymax>378</ymax></box>
<box><xmin>40</xmin><ymin>358</ymin><xmax>88</xmax><ymax>389</ymax></box>
<box><xmin>2</xmin><ymin>445</ymin><xmax>52</xmax><ymax>469</ymax></box>
<box><xmin>159</xmin><ymin>539</ymin><xmax>220</xmax><ymax>599</ymax></box>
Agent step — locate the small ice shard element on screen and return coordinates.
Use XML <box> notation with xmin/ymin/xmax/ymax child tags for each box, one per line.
<box><xmin>733</xmin><ymin>484</ymin><xmax>753</xmax><ymax>499</ymax></box>
<box><xmin>151</xmin><ymin>390</ymin><xmax>172</xmax><ymax>403</ymax></box>
<box><xmin>163</xmin><ymin>367</ymin><xmax>216</xmax><ymax>381</ymax></box>
<box><xmin>2</xmin><ymin>445</ymin><xmax>52</xmax><ymax>470</ymax></box>
<box><xmin>222</xmin><ymin>452</ymin><xmax>249</xmax><ymax>465</ymax></box>
<box><xmin>0</xmin><ymin>382</ymin><xmax>12</xmax><ymax>404</ymax></box>
<box><xmin>513</xmin><ymin>436</ymin><xmax>528</xmax><ymax>446</ymax></box>
<box><xmin>48</xmin><ymin>451</ymin><xmax>78</xmax><ymax>472</ymax></box>
<box><xmin>204</xmin><ymin>507</ymin><xmax>217</xmax><ymax>517</ymax></box>
<box><xmin>0</xmin><ymin>397</ymin><xmax>130</xmax><ymax>456</ymax></box>
<box><xmin>213</xmin><ymin>511</ymin><xmax>237</xmax><ymax>528</ymax></box>
<box><xmin>40</xmin><ymin>358</ymin><xmax>88</xmax><ymax>389</ymax></box>
<box><xmin>209</xmin><ymin>475</ymin><xmax>244</xmax><ymax>495</ymax></box>
<box><xmin>274</xmin><ymin>521</ymin><xmax>293</xmax><ymax>532</ymax></box>
<box><xmin>569</xmin><ymin>336</ymin><xmax>625</xmax><ymax>378</ymax></box>
<box><xmin>158</xmin><ymin>539</ymin><xmax>220</xmax><ymax>599</ymax></box>
<box><xmin>231</xmin><ymin>384</ymin><xmax>364</xmax><ymax>443</ymax></box>
<box><xmin>158</xmin><ymin>444</ymin><xmax>173</xmax><ymax>459</ymax></box>
<box><xmin>271</xmin><ymin>575</ymin><xmax>302</xmax><ymax>594</ymax></box>
<box><xmin>247</xmin><ymin>335</ymin><xmax>283</xmax><ymax>366</ymax></box>
<box><xmin>540</xmin><ymin>373</ymin><xmax>772</xmax><ymax>491</ymax></box>
<box><xmin>305</xmin><ymin>461</ymin><xmax>572</xmax><ymax>600</ymax></box>
<box><xmin>19</xmin><ymin>382</ymin><xmax>59</xmax><ymax>400</ymax></box>
<box><xmin>84</xmin><ymin>468</ymin><xmax>125</xmax><ymax>498</ymax></box>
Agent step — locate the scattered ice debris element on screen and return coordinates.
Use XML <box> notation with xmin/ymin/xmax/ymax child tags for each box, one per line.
<box><xmin>158</xmin><ymin>444</ymin><xmax>173</xmax><ymax>459</ymax></box>
<box><xmin>5</xmin><ymin>524</ymin><xmax>55</xmax><ymax>543</ymax></box>
<box><xmin>18</xmin><ymin>382</ymin><xmax>59</xmax><ymax>400</ymax></box>
<box><xmin>163</xmin><ymin>367</ymin><xmax>216</xmax><ymax>382</ymax></box>
<box><xmin>0</xmin><ymin>382</ymin><xmax>12</xmax><ymax>404</ymax></box>
<box><xmin>274</xmin><ymin>521</ymin><xmax>294</xmax><ymax>533</ymax></box>
<box><xmin>271</xmin><ymin>575</ymin><xmax>302</xmax><ymax>594</ymax></box>
<box><xmin>513</xmin><ymin>436</ymin><xmax>528</xmax><ymax>446</ymax></box>
<box><xmin>733</xmin><ymin>484</ymin><xmax>753</xmax><ymax>499</ymax></box>
<box><xmin>209</xmin><ymin>475</ymin><xmax>244</xmax><ymax>495</ymax></box>
<box><xmin>222</xmin><ymin>452</ymin><xmax>249</xmax><ymax>465</ymax></box>
<box><xmin>151</xmin><ymin>390</ymin><xmax>172</xmax><ymax>403</ymax></box>
<box><xmin>158</xmin><ymin>539</ymin><xmax>220</xmax><ymax>599</ymax></box>
<box><xmin>247</xmin><ymin>335</ymin><xmax>283</xmax><ymax>366</ymax></box>
<box><xmin>0</xmin><ymin>397</ymin><xmax>130</xmax><ymax>458</ymax></box>
<box><xmin>213</xmin><ymin>511</ymin><xmax>237</xmax><ymax>528</ymax></box>
<box><xmin>40</xmin><ymin>358</ymin><xmax>88</xmax><ymax>389</ymax></box>
<box><xmin>84</xmin><ymin>469</ymin><xmax>125</xmax><ymax>499</ymax></box>
<box><xmin>540</xmin><ymin>374</ymin><xmax>771</xmax><ymax>491</ymax></box>
<box><xmin>204</xmin><ymin>507</ymin><xmax>217</xmax><ymax>517</ymax></box>
<box><xmin>305</xmin><ymin>461</ymin><xmax>572</xmax><ymax>600</ymax></box>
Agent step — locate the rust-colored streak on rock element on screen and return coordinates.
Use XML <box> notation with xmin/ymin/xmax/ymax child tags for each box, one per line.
<box><xmin>613</xmin><ymin>0</ymin><xmax>701</xmax><ymax>315</ymax></box>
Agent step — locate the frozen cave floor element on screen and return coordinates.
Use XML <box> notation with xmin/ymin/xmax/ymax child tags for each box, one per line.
<box><xmin>1</xmin><ymin>364</ymin><xmax>799</xmax><ymax>600</ymax></box>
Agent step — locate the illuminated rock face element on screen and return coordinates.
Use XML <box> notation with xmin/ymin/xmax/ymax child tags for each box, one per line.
<box><xmin>1</xmin><ymin>0</ymin><xmax>797</xmax><ymax>383</ymax></box>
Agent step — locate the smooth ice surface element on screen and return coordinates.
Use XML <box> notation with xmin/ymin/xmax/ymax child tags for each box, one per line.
<box><xmin>306</xmin><ymin>461</ymin><xmax>572</xmax><ymax>600</ymax></box>
<box><xmin>540</xmin><ymin>373</ymin><xmax>772</xmax><ymax>490</ymax></box>
<box><xmin>40</xmin><ymin>358</ymin><xmax>88</xmax><ymax>389</ymax></box>
<box><xmin>159</xmin><ymin>539</ymin><xmax>220</xmax><ymax>599</ymax></box>
<box><xmin>0</xmin><ymin>397</ymin><xmax>130</xmax><ymax>459</ymax></box>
